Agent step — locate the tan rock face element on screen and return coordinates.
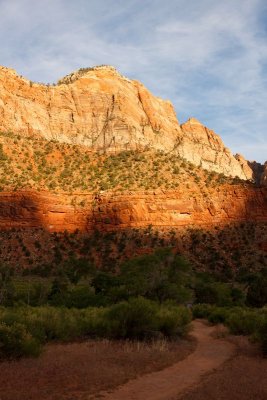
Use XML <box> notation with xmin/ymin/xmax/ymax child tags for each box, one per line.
<box><xmin>0</xmin><ymin>65</ymin><xmax>180</xmax><ymax>154</ymax></box>
<box><xmin>0</xmin><ymin>186</ymin><xmax>266</xmax><ymax>232</ymax></box>
<box><xmin>235</xmin><ymin>154</ymin><xmax>254</xmax><ymax>180</ymax></box>
<box><xmin>180</xmin><ymin>119</ymin><xmax>252</xmax><ymax>180</ymax></box>
<box><xmin>0</xmin><ymin>65</ymin><xmax>264</xmax><ymax>180</ymax></box>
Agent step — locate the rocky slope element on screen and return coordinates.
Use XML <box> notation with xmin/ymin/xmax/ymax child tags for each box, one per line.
<box><xmin>0</xmin><ymin>65</ymin><xmax>264</xmax><ymax>181</ymax></box>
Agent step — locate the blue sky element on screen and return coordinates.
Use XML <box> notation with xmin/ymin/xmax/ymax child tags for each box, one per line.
<box><xmin>0</xmin><ymin>0</ymin><xmax>266</xmax><ymax>163</ymax></box>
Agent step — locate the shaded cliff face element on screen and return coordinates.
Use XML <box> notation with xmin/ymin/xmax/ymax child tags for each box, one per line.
<box><xmin>261</xmin><ymin>163</ymin><xmax>267</xmax><ymax>186</ymax></box>
<box><xmin>246</xmin><ymin>160</ymin><xmax>267</xmax><ymax>187</ymax></box>
<box><xmin>0</xmin><ymin>65</ymin><xmax>262</xmax><ymax>180</ymax></box>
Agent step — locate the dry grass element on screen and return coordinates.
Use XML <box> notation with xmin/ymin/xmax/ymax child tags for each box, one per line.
<box><xmin>0</xmin><ymin>336</ymin><xmax>196</xmax><ymax>400</ymax></box>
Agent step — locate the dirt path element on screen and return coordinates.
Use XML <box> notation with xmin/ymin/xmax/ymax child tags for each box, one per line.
<box><xmin>94</xmin><ymin>320</ymin><xmax>236</xmax><ymax>400</ymax></box>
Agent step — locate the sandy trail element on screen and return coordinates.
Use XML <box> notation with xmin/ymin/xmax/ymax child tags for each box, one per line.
<box><xmin>94</xmin><ymin>320</ymin><xmax>235</xmax><ymax>400</ymax></box>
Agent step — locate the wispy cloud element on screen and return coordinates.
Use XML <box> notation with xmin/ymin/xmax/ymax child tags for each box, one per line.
<box><xmin>0</xmin><ymin>0</ymin><xmax>266</xmax><ymax>162</ymax></box>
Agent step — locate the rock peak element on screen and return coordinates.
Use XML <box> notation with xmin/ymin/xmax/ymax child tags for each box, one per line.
<box><xmin>57</xmin><ymin>65</ymin><xmax>129</xmax><ymax>85</ymax></box>
<box><xmin>185</xmin><ymin>117</ymin><xmax>203</xmax><ymax>125</ymax></box>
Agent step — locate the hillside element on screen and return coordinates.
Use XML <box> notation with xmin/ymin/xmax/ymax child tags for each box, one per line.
<box><xmin>0</xmin><ymin>65</ymin><xmax>266</xmax><ymax>276</ymax></box>
<box><xmin>0</xmin><ymin>137</ymin><xmax>266</xmax><ymax>276</ymax></box>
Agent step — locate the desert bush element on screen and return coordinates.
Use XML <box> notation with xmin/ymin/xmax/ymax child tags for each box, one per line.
<box><xmin>0</xmin><ymin>299</ymin><xmax>192</xmax><ymax>358</ymax></box>
<box><xmin>207</xmin><ymin>307</ymin><xmax>229</xmax><ymax>324</ymax></box>
<box><xmin>105</xmin><ymin>297</ymin><xmax>158</xmax><ymax>339</ymax></box>
<box><xmin>0</xmin><ymin>322</ymin><xmax>41</xmax><ymax>358</ymax></box>
<box><xmin>78</xmin><ymin>307</ymin><xmax>107</xmax><ymax>336</ymax></box>
<box><xmin>225</xmin><ymin>308</ymin><xmax>261</xmax><ymax>336</ymax></box>
<box><xmin>158</xmin><ymin>304</ymin><xmax>191</xmax><ymax>337</ymax></box>
<box><xmin>0</xmin><ymin>307</ymin><xmax>83</xmax><ymax>343</ymax></box>
<box><xmin>194</xmin><ymin>282</ymin><xmax>233</xmax><ymax>306</ymax></box>
<box><xmin>105</xmin><ymin>298</ymin><xmax>191</xmax><ymax>339</ymax></box>
<box><xmin>192</xmin><ymin>304</ymin><xmax>215</xmax><ymax>319</ymax></box>
<box><xmin>246</xmin><ymin>274</ymin><xmax>267</xmax><ymax>308</ymax></box>
<box><xmin>64</xmin><ymin>287</ymin><xmax>96</xmax><ymax>308</ymax></box>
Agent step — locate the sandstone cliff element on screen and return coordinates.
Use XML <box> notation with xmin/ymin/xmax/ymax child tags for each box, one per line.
<box><xmin>0</xmin><ymin>65</ymin><xmax>264</xmax><ymax>180</ymax></box>
<box><xmin>180</xmin><ymin>119</ymin><xmax>253</xmax><ymax>180</ymax></box>
<box><xmin>0</xmin><ymin>186</ymin><xmax>266</xmax><ymax>232</ymax></box>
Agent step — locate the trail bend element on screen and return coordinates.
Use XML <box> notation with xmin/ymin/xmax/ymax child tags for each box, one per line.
<box><xmin>93</xmin><ymin>320</ymin><xmax>235</xmax><ymax>400</ymax></box>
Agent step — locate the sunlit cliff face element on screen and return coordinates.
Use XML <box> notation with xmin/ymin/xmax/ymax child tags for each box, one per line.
<box><xmin>0</xmin><ymin>65</ymin><xmax>263</xmax><ymax>181</ymax></box>
<box><xmin>0</xmin><ymin>186</ymin><xmax>266</xmax><ymax>233</ymax></box>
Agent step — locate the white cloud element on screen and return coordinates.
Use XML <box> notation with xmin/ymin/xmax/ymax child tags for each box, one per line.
<box><xmin>0</xmin><ymin>0</ymin><xmax>266</xmax><ymax>162</ymax></box>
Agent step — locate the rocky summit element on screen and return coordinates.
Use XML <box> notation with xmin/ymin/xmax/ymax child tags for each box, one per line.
<box><xmin>0</xmin><ymin>65</ymin><xmax>264</xmax><ymax>181</ymax></box>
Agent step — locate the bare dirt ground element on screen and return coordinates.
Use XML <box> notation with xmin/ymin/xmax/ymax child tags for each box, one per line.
<box><xmin>96</xmin><ymin>320</ymin><xmax>235</xmax><ymax>400</ymax></box>
<box><xmin>0</xmin><ymin>321</ymin><xmax>265</xmax><ymax>400</ymax></box>
<box><xmin>180</xmin><ymin>333</ymin><xmax>267</xmax><ymax>400</ymax></box>
<box><xmin>0</xmin><ymin>336</ymin><xmax>195</xmax><ymax>400</ymax></box>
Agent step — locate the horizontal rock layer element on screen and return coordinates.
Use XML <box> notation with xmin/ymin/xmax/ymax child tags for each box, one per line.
<box><xmin>0</xmin><ymin>186</ymin><xmax>266</xmax><ymax>232</ymax></box>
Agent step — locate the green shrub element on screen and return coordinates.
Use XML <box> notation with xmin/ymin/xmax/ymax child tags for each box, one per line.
<box><xmin>158</xmin><ymin>305</ymin><xmax>191</xmax><ymax>337</ymax></box>
<box><xmin>32</xmin><ymin>307</ymin><xmax>84</xmax><ymax>341</ymax></box>
<box><xmin>0</xmin><ymin>300</ymin><xmax>192</xmax><ymax>358</ymax></box>
<box><xmin>194</xmin><ymin>282</ymin><xmax>233</xmax><ymax>306</ymax></box>
<box><xmin>0</xmin><ymin>322</ymin><xmax>41</xmax><ymax>358</ymax></box>
<box><xmin>105</xmin><ymin>298</ymin><xmax>192</xmax><ymax>339</ymax></box>
<box><xmin>246</xmin><ymin>276</ymin><xmax>267</xmax><ymax>308</ymax></box>
<box><xmin>207</xmin><ymin>307</ymin><xmax>229</xmax><ymax>324</ymax></box>
<box><xmin>78</xmin><ymin>307</ymin><xmax>107</xmax><ymax>337</ymax></box>
<box><xmin>105</xmin><ymin>297</ymin><xmax>158</xmax><ymax>339</ymax></box>
<box><xmin>225</xmin><ymin>309</ymin><xmax>261</xmax><ymax>336</ymax></box>
<box><xmin>192</xmin><ymin>304</ymin><xmax>215</xmax><ymax>319</ymax></box>
<box><xmin>64</xmin><ymin>287</ymin><xmax>96</xmax><ymax>308</ymax></box>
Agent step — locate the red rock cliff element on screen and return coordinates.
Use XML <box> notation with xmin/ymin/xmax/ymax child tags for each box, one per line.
<box><xmin>0</xmin><ymin>186</ymin><xmax>266</xmax><ymax>232</ymax></box>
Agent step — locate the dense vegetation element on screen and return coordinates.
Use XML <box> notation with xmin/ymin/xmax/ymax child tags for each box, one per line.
<box><xmin>2</xmin><ymin>248</ymin><xmax>265</xmax><ymax>309</ymax></box>
<box><xmin>0</xmin><ymin>248</ymin><xmax>266</xmax><ymax>358</ymax></box>
<box><xmin>0</xmin><ymin>299</ymin><xmax>191</xmax><ymax>358</ymax></box>
<box><xmin>0</xmin><ymin>250</ymin><xmax>194</xmax><ymax>358</ymax></box>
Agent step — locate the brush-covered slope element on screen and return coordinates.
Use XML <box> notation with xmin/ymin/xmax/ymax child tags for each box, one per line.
<box><xmin>0</xmin><ymin>65</ymin><xmax>262</xmax><ymax>180</ymax></box>
<box><xmin>0</xmin><ymin>133</ymin><xmax>266</xmax><ymax>232</ymax></box>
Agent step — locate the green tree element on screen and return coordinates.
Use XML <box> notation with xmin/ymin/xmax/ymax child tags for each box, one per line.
<box><xmin>246</xmin><ymin>275</ymin><xmax>267</xmax><ymax>307</ymax></box>
<box><xmin>118</xmin><ymin>249</ymin><xmax>192</xmax><ymax>303</ymax></box>
<box><xmin>64</xmin><ymin>257</ymin><xmax>95</xmax><ymax>285</ymax></box>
